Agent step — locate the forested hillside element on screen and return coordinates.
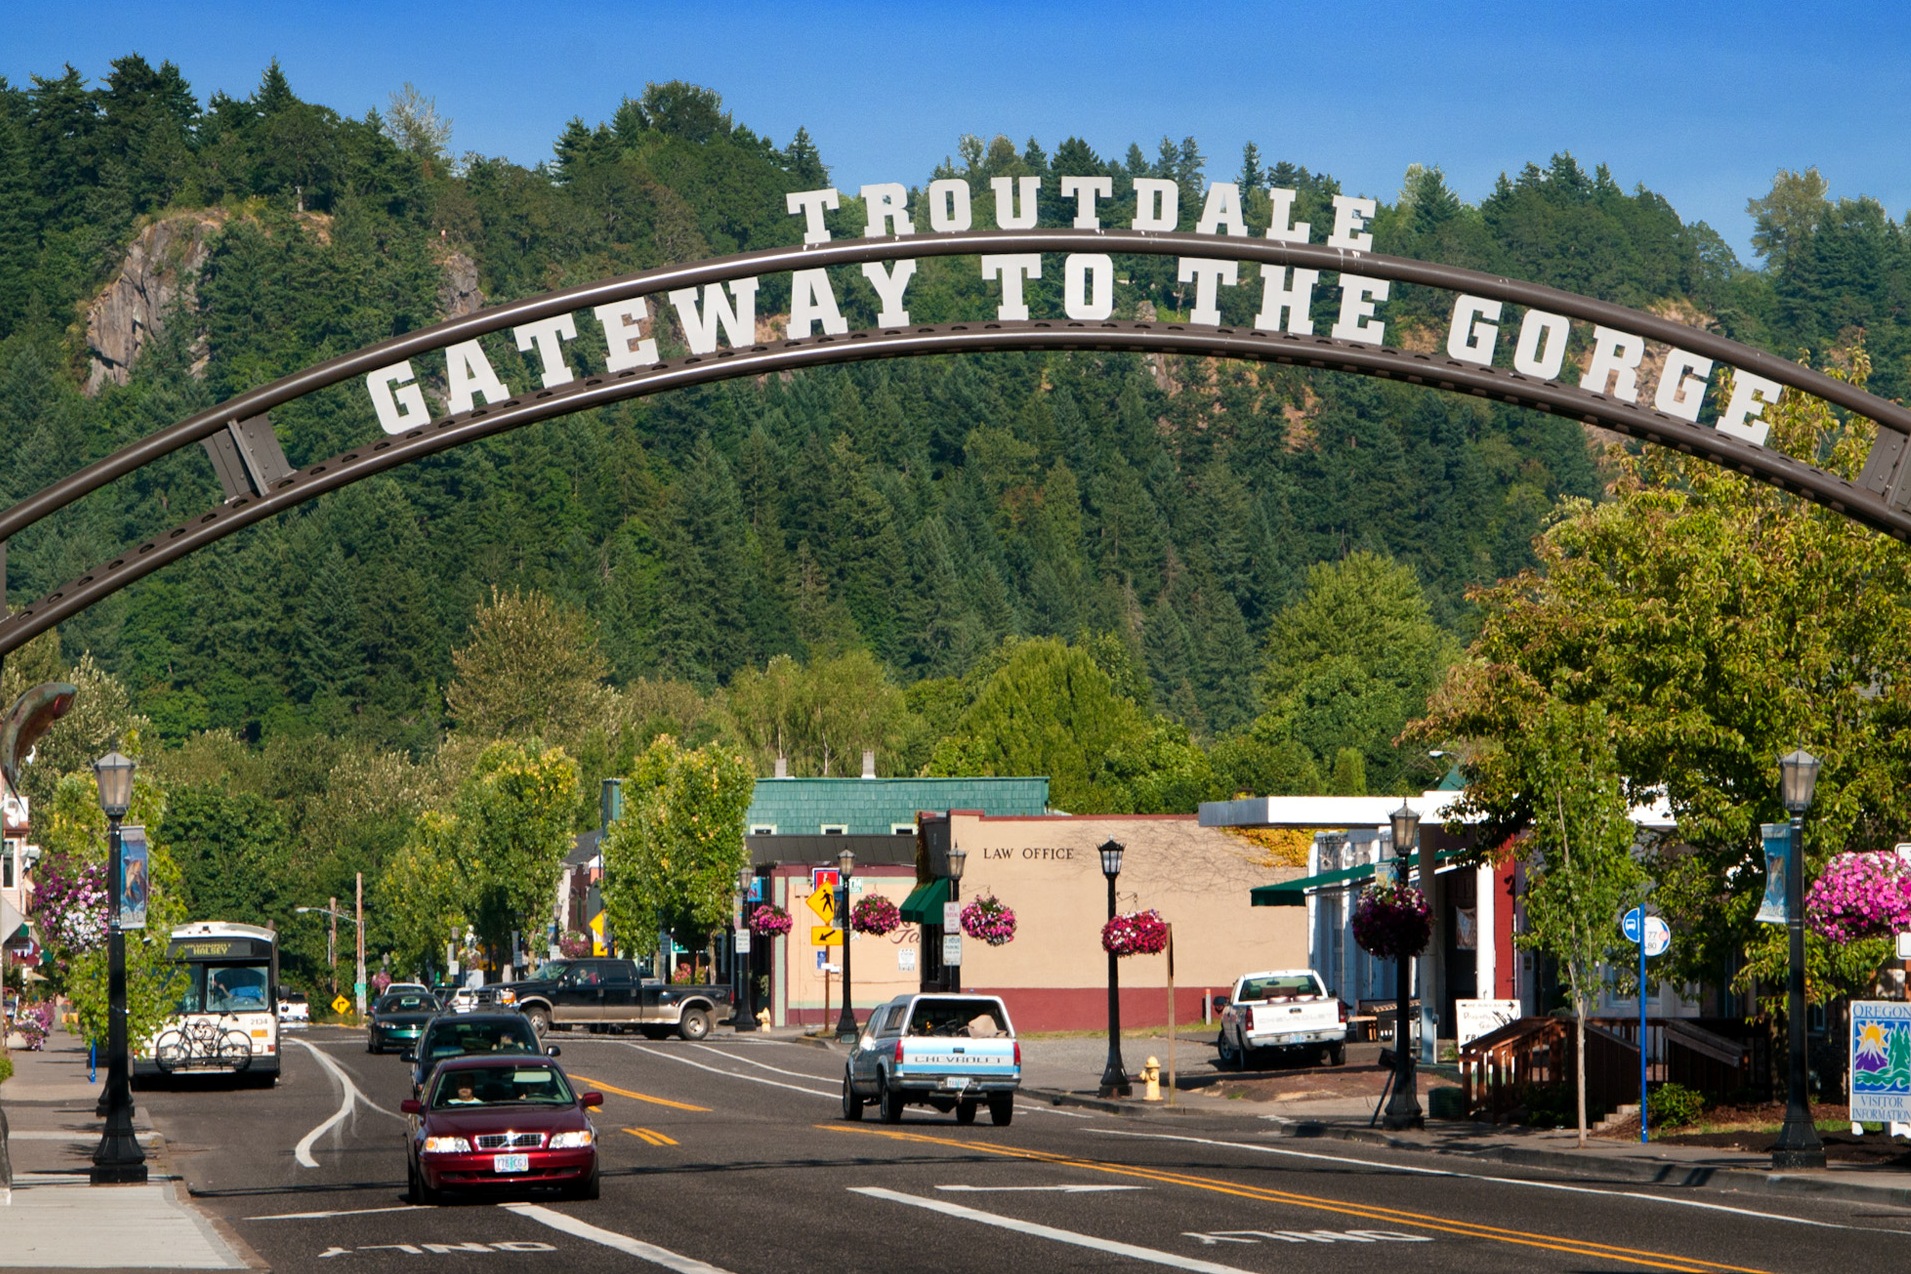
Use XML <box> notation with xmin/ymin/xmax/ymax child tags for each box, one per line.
<box><xmin>4</xmin><ymin>57</ymin><xmax>1909</xmax><ymax>983</ymax></box>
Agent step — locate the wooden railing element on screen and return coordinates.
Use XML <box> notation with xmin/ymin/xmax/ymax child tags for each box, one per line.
<box><xmin>1461</xmin><ymin>1015</ymin><xmax>1771</xmax><ymax>1121</ymax></box>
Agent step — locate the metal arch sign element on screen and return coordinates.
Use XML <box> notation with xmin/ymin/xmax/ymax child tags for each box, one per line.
<box><xmin>7</xmin><ymin>173</ymin><xmax>1911</xmax><ymax>656</ymax></box>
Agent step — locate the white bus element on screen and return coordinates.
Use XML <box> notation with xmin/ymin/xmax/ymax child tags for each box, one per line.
<box><xmin>135</xmin><ymin>921</ymin><xmax>281</xmax><ymax>1084</ymax></box>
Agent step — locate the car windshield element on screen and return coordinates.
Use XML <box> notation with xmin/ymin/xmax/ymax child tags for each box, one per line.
<box><xmin>905</xmin><ymin>1000</ymin><xmax>1010</xmax><ymax>1037</ymax></box>
<box><xmin>423</xmin><ymin>1020</ymin><xmax>538</xmax><ymax>1060</ymax></box>
<box><xmin>432</xmin><ymin>1065</ymin><xmax>575</xmax><ymax>1109</ymax></box>
<box><xmin>376</xmin><ymin>993</ymin><xmax>435</xmax><ymax>1013</ymax></box>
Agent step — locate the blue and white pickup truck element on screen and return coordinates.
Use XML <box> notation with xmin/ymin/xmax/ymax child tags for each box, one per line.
<box><xmin>843</xmin><ymin>993</ymin><xmax>1021</xmax><ymax>1126</ymax></box>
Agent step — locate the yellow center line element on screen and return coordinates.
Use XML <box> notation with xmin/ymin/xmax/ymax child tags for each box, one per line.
<box><xmin>624</xmin><ymin>1127</ymin><xmax>679</xmax><ymax>1146</ymax></box>
<box><xmin>571</xmin><ymin>1074</ymin><xmax>711</xmax><ymax>1112</ymax></box>
<box><xmin>817</xmin><ymin>1124</ymin><xmax>1771</xmax><ymax>1274</ymax></box>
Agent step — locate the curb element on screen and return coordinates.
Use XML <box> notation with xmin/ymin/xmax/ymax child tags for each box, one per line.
<box><xmin>1283</xmin><ymin>1120</ymin><xmax>1911</xmax><ymax>1208</ymax></box>
<box><xmin>1024</xmin><ymin>1087</ymin><xmax>1209</xmax><ymax>1116</ymax></box>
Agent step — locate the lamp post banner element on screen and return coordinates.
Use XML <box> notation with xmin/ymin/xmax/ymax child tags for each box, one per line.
<box><xmin>1850</xmin><ymin>1001</ymin><xmax>1911</xmax><ymax>1123</ymax></box>
<box><xmin>117</xmin><ymin>825</ymin><xmax>148</xmax><ymax>932</ymax></box>
<box><xmin>1756</xmin><ymin>823</ymin><xmax>1790</xmax><ymax>925</ymax></box>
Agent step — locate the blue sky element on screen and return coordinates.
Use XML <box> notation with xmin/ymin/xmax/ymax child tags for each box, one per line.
<box><xmin>8</xmin><ymin>2</ymin><xmax>1909</xmax><ymax>262</ymax></box>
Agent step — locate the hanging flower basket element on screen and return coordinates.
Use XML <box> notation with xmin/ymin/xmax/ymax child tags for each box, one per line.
<box><xmin>1101</xmin><ymin>908</ymin><xmax>1169</xmax><ymax>957</ymax></box>
<box><xmin>1806</xmin><ymin>851</ymin><xmax>1911</xmax><ymax>943</ymax></box>
<box><xmin>960</xmin><ymin>894</ymin><xmax>1017</xmax><ymax>946</ymax></box>
<box><xmin>748</xmin><ymin>903</ymin><xmax>793</xmax><ymax>936</ymax></box>
<box><xmin>35</xmin><ymin>853</ymin><xmax>108</xmax><ymax>954</ymax></box>
<box><xmin>850</xmin><ymin>895</ymin><xmax>902</xmax><ymax>936</ymax></box>
<box><xmin>1351</xmin><ymin>881</ymin><xmax>1431</xmax><ymax>959</ymax></box>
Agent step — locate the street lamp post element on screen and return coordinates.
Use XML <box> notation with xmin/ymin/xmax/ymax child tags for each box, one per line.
<box><xmin>946</xmin><ymin>843</ymin><xmax>967</xmax><ymax>994</ymax></box>
<box><xmin>835</xmin><ymin>846</ymin><xmax>858</xmax><ymax>1042</ymax></box>
<box><xmin>733</xmin><ymin>868</ymin><xmax>757</xmax><ymax>1033</ymax></box>
<box><xmin>1774</xmin><ymin>748</ymin><xmax>1826</xmax><ymax>1170</ymax></box>
<box><xmin>1098</xmin><ymin>839</ymin><xmax>1131</xmax><ymax>1098</ymax></box>
<box><xmin>1383</xmin><ymin>802</ymin><xmax>1424</xmax><ymax>1130</ymax></box>
<box><xmin>90</xmin><ymin>750</ymin><xmax>146</xmax><ymax>1184</ymax></box>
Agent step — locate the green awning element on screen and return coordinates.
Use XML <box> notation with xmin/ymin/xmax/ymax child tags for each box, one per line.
<box><xmin>1251</xmin><ymin>848</ymin><xmax>1463</xmax><ymax>907</ymax></box>
<box><xmin>899</xmin><ymin>878</ymin><xmax>951</xmax><ymax>924</ymax></box>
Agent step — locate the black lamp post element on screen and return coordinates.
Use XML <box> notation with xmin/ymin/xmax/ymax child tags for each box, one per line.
<box><xmin>1383</xmin><ymin>801</ymin><xmax>1424</xmax><ymax>1130</ymax></box>
<box><xmin>1098</xmin><ymin>838</ymin><xmax>1131</xmax><ymax>1098</ymax></box>
<box><xmin>90</xmin><ymin>750</ymin><xmax>146</xmax><ymax>1184</ymax></box>
<box><xmin>834</xmin><ymin>846</ymin><xmax>858</xmax><ymax>1042</ymax></box>
<box><xmin>946</xmin><ymin>843</ymin><xmax>967</xmax><ymax>994</ymax></box>
<box><xmin>733</xmin><ymin>868</ymin><xmax>757</xmax><ymax>1032</ymax></box>
<box><xmin>1773</xmin><ymin>747</ymin><xmax>1826</xmax><ymax>1170</ymax></box>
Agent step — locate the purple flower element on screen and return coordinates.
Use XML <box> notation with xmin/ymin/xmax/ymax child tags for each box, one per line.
<box><xmin>1352</xmin><ymin>882</ymin><xmax>1431</xmax><ymax>959</ymax></box>
<box><xmin>1806</xmin><ymin>852</ymin><xmax>1911</xmax><ymax>943</ymax></box>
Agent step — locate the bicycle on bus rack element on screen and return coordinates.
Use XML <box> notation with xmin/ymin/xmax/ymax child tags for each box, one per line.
<box><xmin>152</xmin><ymin>1015</ymin><xmax>255</xmax><ymax>1073</ymax></box>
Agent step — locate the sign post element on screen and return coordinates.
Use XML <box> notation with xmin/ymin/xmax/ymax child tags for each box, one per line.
<box><xmin>1621</xmin><ymin>905</ymin><xmax>1671</xmax><ymax>1142</ymax></box>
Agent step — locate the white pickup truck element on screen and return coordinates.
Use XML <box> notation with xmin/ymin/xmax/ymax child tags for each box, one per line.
<box><xmin>843</xmin><ymin>993</ymin><xmax>1020</xmax><ymax>1126</ymax></box>
<box><xmin>1215</xmin><ymin>969</ymin><xmax>1347</xmax><ymax>1069</ymax></box>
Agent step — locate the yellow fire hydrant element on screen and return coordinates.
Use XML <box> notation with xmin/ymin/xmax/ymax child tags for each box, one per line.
<box><xmin>1142</xmin><ymin>1056</ymin><xmax>1162</xmax><ymax>1102</ymax></box>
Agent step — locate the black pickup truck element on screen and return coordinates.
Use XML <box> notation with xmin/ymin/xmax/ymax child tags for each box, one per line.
<box><xmin>495</xmin><ymin>958</ymin><xmax>734</xmax><ymax>1040</ymax></box>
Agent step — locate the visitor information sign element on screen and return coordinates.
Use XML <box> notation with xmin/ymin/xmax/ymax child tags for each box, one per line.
<box><xmin>1849</xmin><ymin>1001</ymin><xmax>1911</xmax><ymax>1123</ymax></box>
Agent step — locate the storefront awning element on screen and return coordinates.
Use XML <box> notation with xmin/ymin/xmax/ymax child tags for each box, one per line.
<box><xmin>1251</xmin><ymin>849</ymin><xmax>1462</xmax><ymax>907</ymax></box>
<box><xmin>899</xmin><ymin>878</ymin><xmax>951</xmax><ymax>924</ymax></box>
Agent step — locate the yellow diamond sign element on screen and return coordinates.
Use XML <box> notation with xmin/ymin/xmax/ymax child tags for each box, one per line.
<box><xmin>807</xmin><ymin>888</ymin><xmax>835</xmax><ymax>923</ymax></box>
<box><xmin>331</xmin><ymin>994</ymin><xmax>351</xmax><ymax>1016</ymax></box>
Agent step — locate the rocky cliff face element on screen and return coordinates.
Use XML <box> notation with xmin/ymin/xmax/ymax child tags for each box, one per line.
<box><xmin>83</xmin><ymin>210</ymin><xmax>227</xmax><ymax>396</ymax></box>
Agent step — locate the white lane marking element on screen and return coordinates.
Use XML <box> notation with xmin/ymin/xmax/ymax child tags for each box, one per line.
<box><xmin>674</xmin><ymin>1041</ymin><xmax>1081</xmax><ymax>1117</ymax></box>
<box><xmin>852</xmin><ymin>1187</ymin><xmax>1256</xmax><ymax>1273</ymax></box>
<box><xmin>289</xmin><ymin>1038</ymin><xmax>403</xmax><ymax>1168</ymax></box>
<box><xmin>937</xmin><ymin>1184</ymin><xmax>1148</xmax><ymax>1193</ymax></box>
<box><xmin>506</xmin><ymin>1203</ymin><xmax>737</xmax><ymax>1272</ymax></box>
<box><xmin>624</xmin><ymin>1042</ymin><xmax>837</xmax><ymax>1099</ymax></box>
<box><xmin>1088</xmin><ymin>1128</ymin><xmax>1866</xmax><ymax>1231</ymax></box>
<box><xmin>246</xmin><ymin>1204</ymin><xmax>429</xmax><ymax>1220</ymax></box>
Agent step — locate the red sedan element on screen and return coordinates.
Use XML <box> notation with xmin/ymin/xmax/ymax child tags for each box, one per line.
<box><xmin>402</xmin><ymin>1054</ymin><xmax>602</xmax><ymax>1203</ymax></box>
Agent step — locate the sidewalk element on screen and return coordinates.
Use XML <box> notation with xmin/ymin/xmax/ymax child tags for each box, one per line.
<box><xmin>0</xmin><ymin>1024</ymin><xmax>248</xmax><ymax>1270</ymax></box>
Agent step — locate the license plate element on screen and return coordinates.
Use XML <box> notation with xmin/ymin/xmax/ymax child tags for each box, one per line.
<box><xmin>493</xmin><ymin>1154</ymin><xmax>529</xmax><ymax>1173</ymax></box>
<box><xmin>942</xmin><ymin>1076</ymin><xmax>971</xmax><ymax>1091</ymax></box>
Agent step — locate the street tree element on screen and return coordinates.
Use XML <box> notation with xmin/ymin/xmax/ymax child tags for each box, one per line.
<box><xmin>375</xmin><ymin>811</ymin><xmax>469</xmax><ymax>982</ymax></box>
<box><xmin>1513</xmin><ymin>701</ymin><xmax>1644</xmax><ymax>1147</ymax></box>
<box><xmin>1417</xmin><ymin>353</ymin><xmax>1911</xmax><ymax>1008</ymax></box>
<box><xmin>451</xmin><ymin>741</ymin><xmax>581</xmax><ymax>967</ymax></box>
<box><xmin>600</xmin><ymin>734</ymin><xmax>754</xmax><ymax>968</ymax></box>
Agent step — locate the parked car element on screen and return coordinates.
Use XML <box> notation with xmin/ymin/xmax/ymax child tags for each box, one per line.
<box><xmin>451</xmin><ymin>985</ymin><xmax>513</xmax><ymax>1013</ymax></box>
<box><xmin>366</xmin><ymin>991</ymin><xmax>441</xmax><ymax>1054</ymax></box>
<box><xmin>1214</xmin><ymin>969</ymin><xmax>1347</xmax><ymax>1069</ymax></box>
<box><xmin>276</xmin><ymin>991</ymin><xmax>310</xmax><ymax>1029</ymax></box>
<box><xmin>401</xmin><ymin>1054</ymin><xmax>602</xmax><ymax>1203</ymax></box>
<box><xmin>844</xmin><ymin>993</ymin><xmax>1020</xmax><ymax>1126</ymax></box>
<box><xmin>402</xmin><ymin>1010</ymin><xmax>558</xmax><ymax>1096</ymax></box>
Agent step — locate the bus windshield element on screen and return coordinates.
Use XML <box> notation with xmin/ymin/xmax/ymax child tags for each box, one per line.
<box><xmin>177</xmin><ymin>962</ymin><xmax>272</xmax><ymax>1014</ymax></box>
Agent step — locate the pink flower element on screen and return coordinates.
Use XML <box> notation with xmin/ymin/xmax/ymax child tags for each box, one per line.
<box><xmin>850</xmin><ymin>895</ymin><xmax>902</xmax><ymax>936</ymax></box>
<box><xmin>960</xmin><ymin>895</ymin><xmax>1017</xmax><ymax>946</ymax></box>
<box><xmin>1806</xmin><ymin>852</ymin><xmax>1911</xmax><ymax>943</ymax></box>
<box><xmin>1101</xmin><ymin>908</ymin><xmax>1169</xmax><ymax>957</ymax></box>
<box><xmin>748</xmin><ymin>904</ymin><xmax>793</xmax><ymax>936</ymax></box>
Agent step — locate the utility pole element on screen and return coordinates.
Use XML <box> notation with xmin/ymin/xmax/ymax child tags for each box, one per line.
<box><xmin>328</xmin><ymin>895</ymin><xmax>338</xmax><ymax>999</ymax></box>
<box><xmin>354</xmin><ymin>872</ymin><xmax>366</xmax><ymax>1018</ymax></box>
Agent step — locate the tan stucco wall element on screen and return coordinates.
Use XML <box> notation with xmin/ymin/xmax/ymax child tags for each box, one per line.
<box><xmin>946</xmin><ymin>813</ymin><xmax>1306</xmax><ymax>998</ymax></box>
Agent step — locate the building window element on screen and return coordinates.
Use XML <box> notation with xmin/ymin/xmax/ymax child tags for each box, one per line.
<box><xmin>1</xmin><ymin>839</ymin><xmax>13</xmax><ymax>889</ymax></box>
<box><xmin>820</xmin><ymin>824</ymin><xmax>847</xmax><ymax>835</ymax></box>
<box><xmin>750</xmin><ymin>825</ymin><xmax>777</xmax><ymax>836</ymax></box>
<box><xmin>891</xmin><ymin>824</ymin><xmax>915</xmax><ymax>836</ymax></box>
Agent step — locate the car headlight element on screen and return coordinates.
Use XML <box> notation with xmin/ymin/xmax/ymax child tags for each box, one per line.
<box><xmin>421</xmin><ymin>1136</ymin><xmax>471</xmax><ymax>1154</ymax></box>
<box><xmin>497</xmin><ymin>989</ymin><xmax>516</xmax><ymax>1004</ymax></box>
<box><xmin>547</xmin><ymin>1130</ymin><xmax>594</xmax><ymax>1149</ymax></box>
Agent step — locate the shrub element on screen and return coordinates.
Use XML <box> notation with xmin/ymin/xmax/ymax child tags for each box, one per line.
<box><xmin>1648</xmin><ymin>1081</ymin><xmax>1706</xmax><ymax>1129</ymax></box>
<box><xmin>0</xmin><ymin>1049</ymin><xmax>12</xmax><ymax>1086</ymax></box>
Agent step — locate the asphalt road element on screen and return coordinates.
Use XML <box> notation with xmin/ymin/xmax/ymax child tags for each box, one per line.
<box><xmin>133</xmin><ymin>1025</ymin><xmax>1911</xmax><ymax>1273</ymax></box>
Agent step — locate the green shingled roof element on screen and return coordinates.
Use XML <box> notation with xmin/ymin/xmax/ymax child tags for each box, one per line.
<box><xmin>743</xmin><ymin>776</ymin><xmax>1048</xmax><ymax>836</ymax></box>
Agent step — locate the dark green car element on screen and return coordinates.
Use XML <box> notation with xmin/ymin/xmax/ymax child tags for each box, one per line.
<box><xmin>367</xmin><ymin>991</ymin><xmax>441</xmax><ymax>1054</ymax></box>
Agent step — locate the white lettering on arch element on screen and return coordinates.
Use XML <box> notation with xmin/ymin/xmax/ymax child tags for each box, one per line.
<box><xmin>1331</xmin><ymin>275</ymin><xmax>1389</xmax><ymax>344</ymax></box>
<box><xmin>981</xmin><ymin>254</ymin><xmax>1042</xmax><ymax>321</ymax></box>
<box><xmin>926</xmin><ymin>179</ymin><xmax>972</xmax><ymax>233</ymax></box>
<box><xmin>367</xmin><ymin>363</ymin><xmax>429</xmax><ymax>434</ymax></box>
<box><xmin>1131</xmin><ymin>178</ymin><xmax>1179</xmax><ymax>232</ymax></box>
<box><xmin>1178</xmin><ymin>258</ymin><xmax>1239</xmax><ymax>325</ymax></box>
<box><xmin>1064</xmin><ymin>253</ymin><xmax>1114</xmax><ymax>320</ymax></box>
<box><xmin>667</xmin><ymin>280</ymin><xmax>760</xmax><ymax>355</ymax></box>
<box><xmin>1716</xmin><ymin>370</ymin><xmax>1786</xmax><ymax>446</ymax></box>
<box><xmin>861</xmin><ymin>260</ymin><xmax>917</xmax><ymax>327</ymax></box>
<box><xmin>1512</xmin><ymin>310</ymin><xmax>1570</xmax><ymax>379</ymax></box>
<box><xmin>788</xmin><ymin>269</ymin><xmax>848</xmax><ymax>339</ymax></box>
<box><xmin>990</xmin><ymin>176</ymin><xmax>1040</xmax><ymax>230</ymax></box>
<box><xmin>1195</xmin><ymin>182</ymin><xmax>1249</xmax><ymax>237</ymax></box>
<box><xmin>513</xmin><ymin>315</ymin><xmax>578</xmax><ymax>389</ymax></box>
<box><xmin>594</xmin><ymin>298</ymin><xmax>659</xmax><ymax>371</ymax></box>
<box><xmin>785</xmin><ymin>188</ymin><xmax>840</xmax><ymax>245</ymax></box>
<box><xmin>1654</xmin><ymin>349</ymin><xmax>1714</xmax><ymax>421</ymax></box>
<box><xmin>444</xmin><ymin>340</ymin><xmax>510</xmax><ymax>414</ymax></box>
<box><xmin>1058</xmin><ymin>175</ymin><xmax>1112</xmax><ymax>229</ymax></box>
<box><xmin>1580</xmin><ymin>326</ymin><xmax>1646</xmax><ymax>402</ymax></box>
<box><xmin>1253</xmin><ymin>266</ymin><xmax>1318</xmax><ymax>334</ymax></box>
<box><xmin>860</xmin><ymin>183</ymin><xmax>915</xmax><ymax>237</ymax></box>
<box><xmin>1446</xmin><ymin>296</ymin><xmax>1502</xmax><ymax>366</ymax></box>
